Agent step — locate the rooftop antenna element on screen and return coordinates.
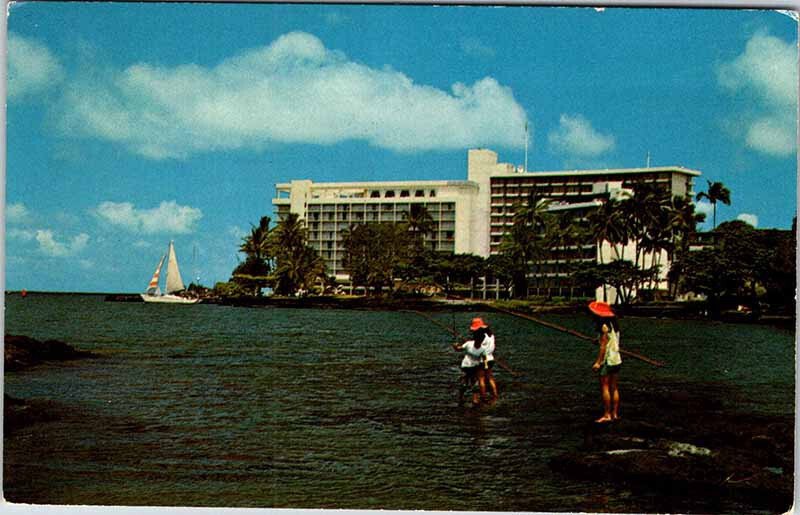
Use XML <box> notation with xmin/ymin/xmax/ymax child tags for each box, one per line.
<box><xmin>192</xmin><ymin>245</ymin><xmax>200</xmax><ymax>286</ymax></box>
<box><xmin>646</xmin><ymin>151</ymin><xmax>651</xmax><ymax>168</ymax></box>
<box><xmin>524</xmin><ymin>121</ymin><xmax>529</xmax><ymax>172</ymax></box>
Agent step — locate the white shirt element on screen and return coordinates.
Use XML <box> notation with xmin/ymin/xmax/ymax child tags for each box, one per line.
<box><xmin>460</xmin><ymin>333</ymin><xmax>495</xmax><ymax>367</ymax></box>
<box><xmin>605</xmin><ymin>329</ymin><xmax>622</xmax><ymax>366</ymax></box>
<box><xmin>482</xmin><ymin>334</ymin><xmax>495</xmax><ymax>362</ymax></box>
<box><xmin>460</xmin><ymin>339</ymin><xmax>485</xmax><ymax>368</ymax></box>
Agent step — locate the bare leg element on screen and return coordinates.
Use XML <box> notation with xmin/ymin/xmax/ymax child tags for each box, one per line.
<box><xmin>596</xmin><ymin>376</ymin><xmax>612</xmax><ymax>423</ymax></box>
<box><xmin>609</xmin><ymin>373</ymin><xmax>620</xmax><ymax>420</ymax></box>
<box><xmin>487</xmin><ymin>369</ymin><xmax>499</xmax><ymax>400</ymax></box>
<box><xmin>476</xmin><ymin>369</ymin><xmax>487</xmax><ymax>403</ymax></box>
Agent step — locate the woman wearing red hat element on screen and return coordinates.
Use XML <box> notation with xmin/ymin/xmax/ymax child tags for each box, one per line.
<box><xmin>452</xmin><ymin>317</ymin><xmax>498</xmax><ymax>405</ymax></box>
<box><xmin>589</xmin><ymin>301</ymin><xmax>622</xmax><ymax>423</ymax></box>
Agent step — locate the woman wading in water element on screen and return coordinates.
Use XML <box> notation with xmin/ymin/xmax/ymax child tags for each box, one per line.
<box><xmin>589</xmin><ymin>301</ymin><xmax>622</xmax><ymax>423</ymax></box>
<box><xmin>452</xmin><ymin>317</ymin><xmax>498</xmax><ymax>405</ymax></box>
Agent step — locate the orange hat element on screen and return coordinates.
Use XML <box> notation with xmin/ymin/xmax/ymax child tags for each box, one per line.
<box><xmin>470</xmin><ymin>317</ymin><xmax>487</xmax><ymax>331</ymax></box>
<box><xmin>588</xmin><ymin>301</ymin><xmax>615</xmax><ymax>317</ymax></box>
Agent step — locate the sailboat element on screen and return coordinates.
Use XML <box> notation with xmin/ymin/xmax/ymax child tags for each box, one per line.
<box><xmin>141</xmin><ymin>241</ymin><xmax>201</xmax><ymax>304</ymax></box>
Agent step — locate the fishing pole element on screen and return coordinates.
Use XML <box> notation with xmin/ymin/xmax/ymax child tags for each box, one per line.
<box><xmin>438</xmin><ymin>292</ymin><xmax>665</xmax><ymax>368</ymax></box>
<box><xmin>406</xmin><ymin>309</ymin><xmax>521</xmax><ymax>377</ymax></box>
<box><xmin>486</xmin><ymin>303</ymin><xmax>665</xmax><ymax>368</ymax></box>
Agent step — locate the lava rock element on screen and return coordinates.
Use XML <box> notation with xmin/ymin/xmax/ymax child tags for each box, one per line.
<box><xmin>5</xmin><ymin>334</ymin><xmax>96</xmax><ymax>372</ymax></box>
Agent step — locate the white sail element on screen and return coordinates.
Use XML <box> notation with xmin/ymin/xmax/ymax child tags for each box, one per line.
<box><xmin>141</xmin><ymin>241</ymin><xmax>200</xmax><ymax>304</ymax></box>
<box><xmin>165</xmin><ymin>241</ymin><xmax>186</xmax><ymax>294</ymax></box>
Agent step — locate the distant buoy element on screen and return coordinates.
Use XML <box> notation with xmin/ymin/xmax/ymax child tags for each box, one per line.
<box><xmin>20</xmin><ymin>289</ymin><xmax>28</xmax><ymax>298</ymax></box>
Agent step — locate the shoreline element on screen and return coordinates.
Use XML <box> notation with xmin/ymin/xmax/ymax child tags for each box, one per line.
<box><xmin>6</xmin><ymin>290</ymin><xmax>795</xmax><ymax>327</ymax></box>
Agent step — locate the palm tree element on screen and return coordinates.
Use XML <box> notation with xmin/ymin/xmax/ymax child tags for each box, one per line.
<box><xmin>401</xmin><ymin>204</ymin><xmax>436</xmax><ymax>280</ymax></box>
<box><xmin>269</xmin><ymin>213</ymin><xmax>326</xmax><ymax>295</ymax></box>
<box><xmin>626</xmin><ymin>182</ymin><xmax>666</xmax><ymax>271</ymax></box>
<box><xmin>500</xmin><ymin>192</ymin><xmax>551</xmax><ymax>298</ymax></box>
<box><xmin>696</xmin><ymin>180</ymin><xmax>731</xmax><ymax>229</ymax></box>
<box><xmin>666</xmin><ymin>195</ymin><xmax>706</xmax><ymax>297</ymax></box>
<box><xmin>239</xmin><ymin>216</ymin><xmax>272</xmax><ymax>261</ymax></box>
<box><xmin>546</xmin><ymin>212</ymin><xmax>583</xmax><ymax>298</ymax></box>
<box><xmin>588</xmin><ymin>198</ymin><xmax>624</xmax><ymax>264</ymax></box>
<box><xmin>232</xmin><ymin>216</ymin><xmax>273</xmax><ymax>295</ymax></box>
<box><xmin>402</xmin><ymin>204</ymin><xmax>435</xmax><ymax>246</ymax></box>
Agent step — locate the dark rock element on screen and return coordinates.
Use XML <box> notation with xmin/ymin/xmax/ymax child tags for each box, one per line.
<box><xmin>104</xmin><ymin>294</ymin><xmax>143</xmax><ymax>302</ymax></box>
<box><xmin>3</xmin><ymin>394</ymin><xmax>60</xmax><ymax>435</ymax></box>
<box><xmin>5</xmin><ymin>334</ymin><xmax>96</xmax><ymax>372</ymax></box>
<box><xmin>552</xmin><ymin>389</ymin><xmax>794</xmax><ymax>512</ymax></box>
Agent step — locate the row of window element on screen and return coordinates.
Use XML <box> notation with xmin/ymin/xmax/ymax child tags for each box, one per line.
<box><xmin>307</xmin><ymin>202</ymin><xmax>455</xmax><ymax>212</ymax></box>
<box><xmin>369</xmin><ymin>189</ymin><xmax>437</xmax><ymax>199</ymax></box>
<box><xmin>492</xmin><ymin>172</ymin><xmax>675</xmax><ymax>187</ymax></box>
<box><xmin>307</xmin><ymin>213</ymin><xmax>457</xmax><ymax>224</ymax></box>
<box><xmin>491</xmin><ymin>185</ymin><xmax>593</xmax><ymax>196</ymax></box>
<box><xmin>310</xmin><ymin>230</ymin><xmax>456</xmax><ymax>242</ymax></box>
<box><xmin>319</xmin><ymin>242</ymin><xmax>458</xmax><ymax>265</ymax></box>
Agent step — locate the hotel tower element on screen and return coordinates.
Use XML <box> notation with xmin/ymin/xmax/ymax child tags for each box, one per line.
<box><xmin>273</xmin><ymin>149</ymin><xmax>701</xmax><ymax>300</ymax></box>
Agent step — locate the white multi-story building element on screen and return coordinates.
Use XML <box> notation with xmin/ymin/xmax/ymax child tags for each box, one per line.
<box><xmin>273</xmin><ymin>179</ymin><xmax>479</xmax><ymax>278</ymax></box>
<box><xmin>273</xmin><ymin>149</ymin><xmax>701</xmax><ymax>299</ymax></box>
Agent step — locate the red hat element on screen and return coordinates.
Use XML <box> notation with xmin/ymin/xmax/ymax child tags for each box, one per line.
<box><xmin>470</xmin><ymin>317</ymin><xmax>487</xmax><ymax>331</ymax></box>
<box><xmin>588</xmin><ymin>301</ymin><xmax>615</xmax><ymax>317</ymax></box>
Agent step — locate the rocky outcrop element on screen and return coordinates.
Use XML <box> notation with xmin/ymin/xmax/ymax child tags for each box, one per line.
<box><xmin>550</xmin><ymin>391</ymin><xmax>794</xmax><ymax>512</ymax></box>
<box><xmin>3</xmin><ymin>394</ymin><xmax>62</xmax><ymax>435</ymax></box>
<box><xmin>5</xmin><ymin>334</ymin><xmax>96</xmax><ymax>372</ymax></box>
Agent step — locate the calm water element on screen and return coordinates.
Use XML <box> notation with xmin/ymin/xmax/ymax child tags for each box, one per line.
<box><xmin>3</xmin><ymin>293</ymin><xmax>795</xmax><ymax>511</ymax></box>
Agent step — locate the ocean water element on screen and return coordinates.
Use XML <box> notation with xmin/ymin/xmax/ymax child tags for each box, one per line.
<box><xmin>3</xmin><ymin>293</ymin><xmax>795</xmax><ymax>511</ymax></box>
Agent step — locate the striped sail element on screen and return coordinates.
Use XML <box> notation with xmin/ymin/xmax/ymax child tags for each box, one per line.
<box><xmin>165</xmin><ymin>241</ymin><xmax>186</xmax><ymax>294</ymax></box>
<box><xmin>146</xmin><ymin>254</ymin><xmax>167</xmax><ymax>295</ymax></box>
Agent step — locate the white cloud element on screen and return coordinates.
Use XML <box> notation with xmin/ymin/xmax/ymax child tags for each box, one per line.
<box><xmin>736</xmin><ymin>213</ymin><xmax>759</xmax><ymax>227</ymax></box>
<box><xmin>460</xmin><ymin>37</ymin><xmax>496</xmax><ymax>59</ymax></box>
<box><xmin>695</xmin><ymin>200</ymin><xmax>714</xmax><ymax>220</ymax></box>
<box><xmin>717</xmin><ymin>32</ymin><xmax>798</xmax><ymax>157</ymax></box>
<box><xmin>94</xmin><ymin>200</ymin><xmax>202</xmax><ymax>234</ymax></box>
<box><xmin>35</xmin><ymin>230</ymin><xmax>89</xmax><ymax>257</ymax></box>
<box><xmin>548</xmin><ymin>114</ymin><xmax>615</xmax><ymax>158</ymax></box>
<box><xmin>228</xmin><ymin>225</ymin><xmax>247</xmax><ymax>239</ymax></box>
<box><xmin>7</xmin><ymin>228</ymin><xmax>35</xmax><ymax>241</ymax></box>
<box><xmin>7</xmin><ymin>32</ymin><xmax>64</xmax><ymax>100</ymax></box>
<box><xmin>745</xmin><ymin>117</ymin><xmax>796</xmax><ymax>157</ymax></box>
<box><xmin>57</xmin><ymin>31</ymin><xmax>527</xmax><ymax>159</ymax></box>
<box><xmin>6</xmin><ymin>202</ymin><xmax>32</xmax><ymax>224</ymax></box>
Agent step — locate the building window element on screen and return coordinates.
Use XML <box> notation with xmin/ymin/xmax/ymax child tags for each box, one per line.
<box><xmin>415</xmin><ymin>190</ymin><xmax>425</xmax><ymax>197</ymax></box>
<box><xmin>385</xmin><ymin>190</ymin><xmax>396</xmax><ymax>198</ymax></box>
<box><xmin>400</xmin><ymin>190</ymin><xmax>410</xmax><ymax>197</ymax></box>
<box><xmin>370</xmin><ymin>190</ymin><xmax>380</xmax><ymax>198</ymax></box>
<box><xmin>429</xmin><ymin>190</ymin><xmax>436</xmax><ymax>197</ymax></box>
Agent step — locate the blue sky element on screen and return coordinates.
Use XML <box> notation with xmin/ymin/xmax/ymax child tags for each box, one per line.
<box><xmin>4</xmin><ymin>3</ymin><xmax>798</xmax><ymax>293</ymax></box>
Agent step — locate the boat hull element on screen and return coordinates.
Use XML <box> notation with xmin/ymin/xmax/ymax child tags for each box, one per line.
<box><xmin>140</xmin><ymin>294</ymin><xmax>201</xmax><ymax>305</ymax></box>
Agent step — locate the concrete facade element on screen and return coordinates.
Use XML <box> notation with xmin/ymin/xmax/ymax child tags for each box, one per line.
<box><xmin>273</xmin><ymin>179</ymin><xmax>479</xmax><ymax>279</ymax></box>
<box><xmin>272</xmin><ymin>148</ymin><xmax>702</xmax><ymax>297</ymax></box>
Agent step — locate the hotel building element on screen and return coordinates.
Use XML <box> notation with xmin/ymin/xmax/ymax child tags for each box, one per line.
<box><xmin>273</xmin><ymin>149</ymin><xmax>701</xmax><ymax>299</ymax></box>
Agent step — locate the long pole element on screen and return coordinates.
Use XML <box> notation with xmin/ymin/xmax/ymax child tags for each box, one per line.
<box><xmin>407</xmin><ymin>310</ymin><xmax>521</xmax><ymax>376</ymax></box>
<box><xmin>438</xmin><ymin>291</ymin><xmax>665</xmax><ymax>368</ymax></box>
<box><xmin>487</xmin><ymin>304</ymin><xmax>665</xmax><ymax>368</ymax></box>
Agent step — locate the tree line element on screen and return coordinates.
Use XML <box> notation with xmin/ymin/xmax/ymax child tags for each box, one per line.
<box><xmin>216</xmin><ymin>180</ymin><xmax>794</xmax><ymax>316</ymax></box>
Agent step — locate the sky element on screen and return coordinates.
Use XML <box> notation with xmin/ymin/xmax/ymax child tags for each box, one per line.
<box><xmin>3</xmin><ymin>2</ymin><xmax>798</xmax><ymax>293</ymax></box>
